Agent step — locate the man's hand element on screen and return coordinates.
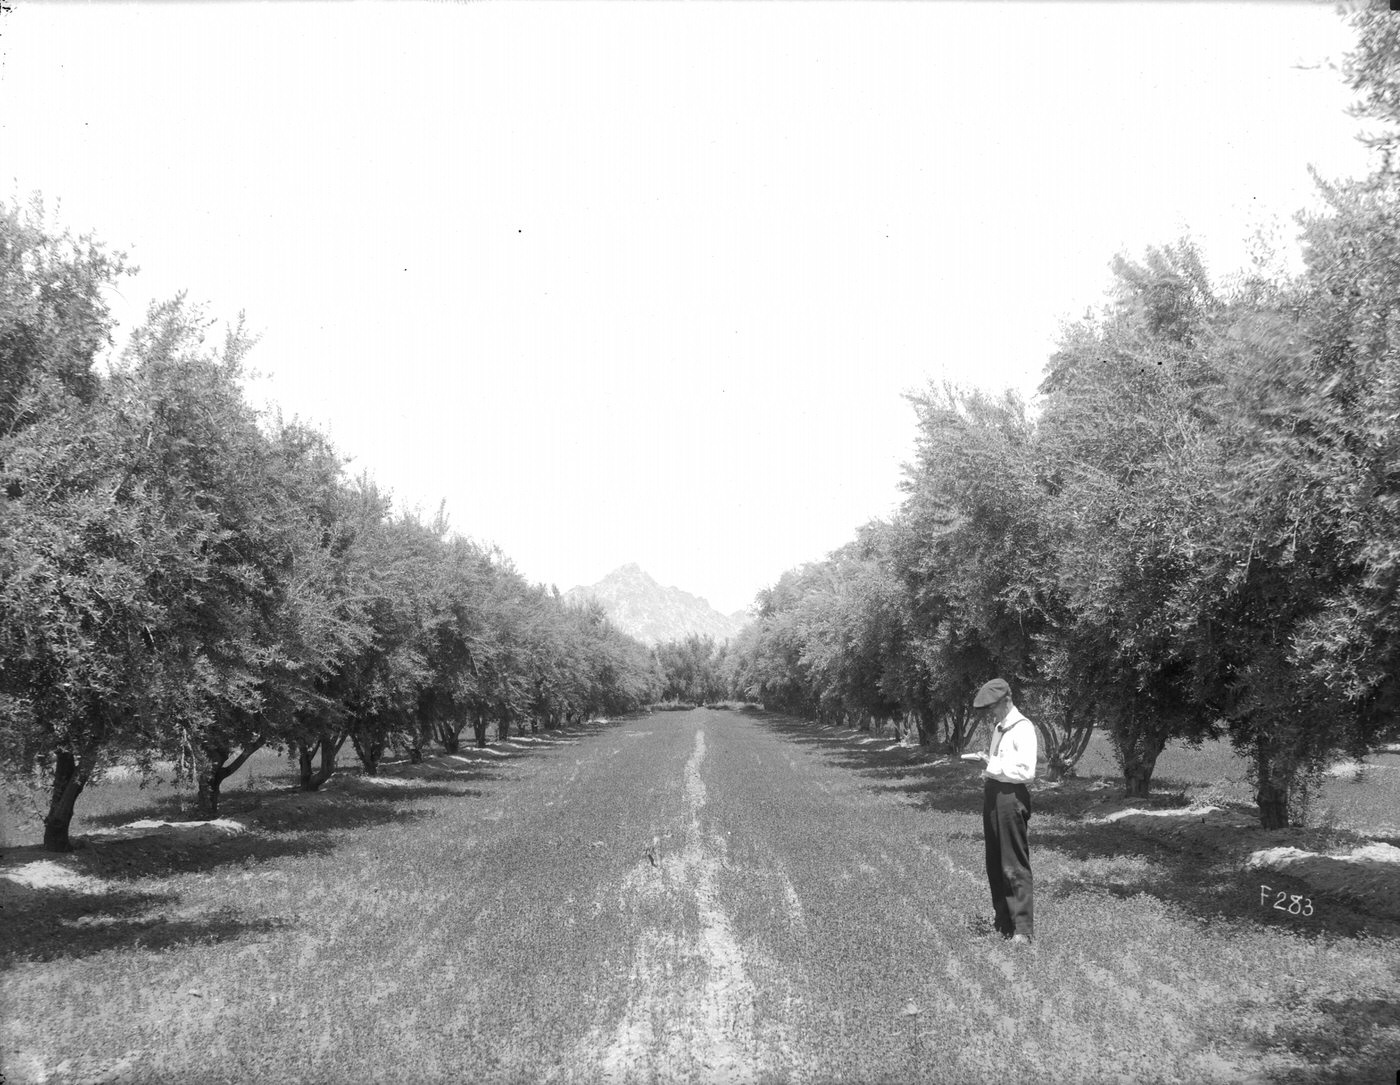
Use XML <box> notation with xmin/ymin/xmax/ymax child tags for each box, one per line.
<box><xmin>960</xmin><ymin>751</ymin><xmax>988</xmax><ymax>763</ymax></box>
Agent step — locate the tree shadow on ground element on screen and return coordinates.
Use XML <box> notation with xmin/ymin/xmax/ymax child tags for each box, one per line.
<box><xmin>30</xmin><ymin>807</ymin><xmax>399</xmax><ymax>882</ymax></box>
<box><xmin>66</xmin><ymin>785</ymin><xmax>481</xmax><ymax>845</ymax></box>
<box><xmin>754</xmin><ymin>711</ymin><xmax>1400</xmax><ymax>942</ymax></box>
<box><xmin>10</xmin><ymin>711</ymin><xmax>617</xmax><ymax>858</ymax></box>
<box><xmin>0</xmin><ymin>774</ymin><xmax>503</xmax><ymax>968</ymax></box>
<box><xmin>0</xmin><ymin>879</ymin><xmax>292</xmax><ymax>969</ymax></box>
<box><xmin>1264</xmin><ymin>993</ymin><xmax>1400</xmax><ymax>1085</ymax></box>
<box><xmin>1043</xmin><ymin>816</ymin><xmax>1400</xmax><ymax>939</ymax></box>
<box><xmin>754</xmin><ymin>712</ymin><xmax>921</xmax><ymax>756</ymax></box>
<box><xmin>753</xmin><ymin>710</ymin><xmax>994</xmax><ymax>811</ymax></box>
<box><xmin>8</xmin><ymin>775</ymin><xmax>495</xmax><ymax>885</ymax></box>
<box><xmin>1229</xmin><ymin>987</ymin><xmax>1400</xmax><ymax>1085</ymax></box>
<box><xmin>235</xmin><ymin>787</ymin><xmax>481</xmax><ymax>837</ymax></box>
<box><xmin>0</xmin><ymin>724</ymin><xmax>634</xmax><ymax>977</ymax></box>
<box><xmin>71</xmin><ymin>758</ymin><xmax>506</xmax><ymax>835</ymax></box>
<box><xmin>76</xmin><ymin>765</ymin><xmax>504</xmax><ymax>831</ymax></box>
<box><xmin>10</xmin><ymin>719</ymin><xmax>601</xmax><ymax>865</ymax></box>
<box><xmin>65</xmin><ymin>723</ymin><xmax>599</xmax><ymax>837</ymax></box>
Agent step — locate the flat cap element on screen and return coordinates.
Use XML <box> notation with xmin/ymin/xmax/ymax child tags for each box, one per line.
<box><xmin>972</xmin><ymin>678</ymin><xmax>1011</xmax><ymax>708</ymax></box>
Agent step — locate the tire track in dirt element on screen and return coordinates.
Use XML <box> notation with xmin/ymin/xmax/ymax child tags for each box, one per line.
<box><xmin>584</xmin><ymin>726</ymin><xmax>762</xmax><ymax>1083</ymax></box>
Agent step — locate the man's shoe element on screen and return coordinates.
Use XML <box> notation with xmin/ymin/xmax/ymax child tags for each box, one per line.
<box><xmin>1010</xmin><ymin>933</ymin><xmax>1033</xmax><ymax>946</ymax></box>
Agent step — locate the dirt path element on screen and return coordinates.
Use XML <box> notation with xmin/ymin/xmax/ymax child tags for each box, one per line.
<box><xmin>4</xmin><ymin>709</ymin><xmax>1398</xmax><ymax>1084</ymax></box>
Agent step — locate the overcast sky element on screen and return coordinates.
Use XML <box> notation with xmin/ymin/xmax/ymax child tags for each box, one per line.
<box><xmin>1</xmin><ymin>1</ymin><xmax>1375</xmax><ymax>615</ymax></box>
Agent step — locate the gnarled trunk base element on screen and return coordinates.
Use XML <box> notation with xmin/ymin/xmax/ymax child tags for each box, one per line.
<box><xmin>44</xmin><ymin>750</ymin><xmax>83</xmax><ymax>852</ymax></box>
<box><xmin>298</xmin><ymin>733</ymin><xmax>345</xmax><ymax>791</ymax></box>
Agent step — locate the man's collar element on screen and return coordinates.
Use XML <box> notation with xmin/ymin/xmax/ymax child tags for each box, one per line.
<box><xmin>995</xmin><ymin>708</ymin><xmax>1026</xmax><ymax>732</ymax></box>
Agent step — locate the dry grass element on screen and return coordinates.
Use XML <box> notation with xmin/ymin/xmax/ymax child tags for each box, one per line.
<box><xmin>741</xmin><ymin>714</ymin><xmax>1400</xmax><ymax>1085</ymax></box>
<box><xmin>1</xmin><ymin>714</ymin><xmax>1397</xmax><ymax>1084</ymax></box>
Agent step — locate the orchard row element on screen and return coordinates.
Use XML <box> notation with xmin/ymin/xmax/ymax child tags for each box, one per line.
<box><xmin>0</xmin><ymin>202</ymin><xmax>663</xmax><ymax>850</ymax></box>
<box><xmin>723</xmin><ymin>7</ymin><xmax>1400</xmax><ymax>829</ymax></box>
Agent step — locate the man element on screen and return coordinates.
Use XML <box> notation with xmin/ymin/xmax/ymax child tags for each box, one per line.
<box><xmin>966</xmin><ymin>678</ymin><xmax>1037</xmax><ymax>944</ymax></box>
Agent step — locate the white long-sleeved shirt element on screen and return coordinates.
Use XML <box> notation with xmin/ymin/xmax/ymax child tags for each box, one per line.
<box><xmin>983</xmin><ymin>708</ymin><xmax>1038</xmax><ymax>784</ymax></box>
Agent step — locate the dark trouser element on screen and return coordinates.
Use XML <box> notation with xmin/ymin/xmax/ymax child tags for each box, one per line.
<box><xmin>983</xmin><ymin>780</ymin><xmax>1033</xmax><ymax>938</ymax></box>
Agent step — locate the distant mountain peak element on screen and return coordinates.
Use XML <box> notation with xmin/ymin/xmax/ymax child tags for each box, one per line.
<box><xmin>564</xmin><ymin>565</ymin><xmax>750</xmax><ymax>646</ymax></box>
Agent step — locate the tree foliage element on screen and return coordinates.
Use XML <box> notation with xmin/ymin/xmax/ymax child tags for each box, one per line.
<box><xmin>0</xmin><ymin>199</ymin><xmax>658</xmax><ymax>848</ymax></box>
<box><xmin>654</xmin><ymin>634</ymin><xmax>727</xmax><ymax>706</ymax></box>
<box><xmin>729</xmin><ymin>9</ymin><xmax>1400</xmax><ymax>825</ymax></box>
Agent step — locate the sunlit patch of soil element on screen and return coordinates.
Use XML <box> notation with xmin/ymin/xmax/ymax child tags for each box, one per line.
<box><xmin>0</xmin><ymin>859</ymin><xmax>104</xmax><ymax>894</ymax></box>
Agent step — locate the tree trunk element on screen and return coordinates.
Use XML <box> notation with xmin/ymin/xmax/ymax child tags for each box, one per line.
<box><xmin>351</xmin><ymin>730</ymin><xmax>383</xmax><ymax>775</ymax></box>
<box><xmin>1040</xmin><ymin>694</ymin><xmax>1096</xmax><ymax>781</ymax></box>
<box><xmin>1254</xmin><ymin>744</ymin><xmax>1291</xmax><ymax>830</ymax></box>
<box><xmin>1120</xmin><ymin>741</ymin><xmax>1159</xmax><ymax>797</ymax></box>
<box><xmin>201</xmin><ymin>738</ymin><xmax>266</xmax><ymax>818</ymax></box>
<box><xmin>433</xmin><ymin>719</ymin><xmax>464</xmax><ymax>754</ymax></box>
<box><xmin>313</xmin><ymin>734</ymin><xmax>344</xmax><ymax>789</ymax></box>
<box><xmin>1034</xmin><ymin>721</ymin><xmax>1066</xmax><ymax>783</ymax></box>
<box><xmin>473</xmin><ymin>714</ymin><xmax>489</xmax><ymax>748</ymax></box>
<box><xmin>944</xmin><ymin>707</ymin><xmax>973</xmax><ymax>754</ymax></box>
<box><xmin>44</xmin><ymin>750</ymin><xmax>82</xmax><ymax>852</ymax></box>
<box><xmin>1256</xmin><ymin>784</ymin><xmax>1289</xmax><ymax>830</ymax></box>
<box><xmin>206</xmin><ymin>763</ymin><xmax>223</xmax><ymax>817</ymax></box>
<box><xmin>44</xmin><ymin>720</ymin><xmax>106</xmax><ymax>852</ymax></box>
<box><xmin>914</xmin><ymin>707</ymin><xmax>933</xmax><ymax>747</ymax></box>
<box><xmin>1043</xmin><ymin>705</ymin><xmax>1094</xmax><ymax>782</ymax></box>
<box><xmin>408</xmin><ymin>746</ymin><xmax>423</xmax><ymax>764</ymax></box>
<box><xmin>298</xmin><ymin>743</ymin><xmax>315</xmax><ymax>790</ymax></box>
<box><xmin>300</xmin><ymin>733</ymin><xmax>345</xmax><ymax>791</ymax></box>
<box><xmin>1112</xmin><ymin>711</ymin><xmax>1168</xmax><ymax>799</ymax></box>
<box><xmin>498</xmin><ymin>716</ymin><xmax>511</xmax><ymax>742</ymax></box>
<box><xmin>195</xmin><ymin>744</ymin><xmax>216</xmax><ymax>813</ymax></box>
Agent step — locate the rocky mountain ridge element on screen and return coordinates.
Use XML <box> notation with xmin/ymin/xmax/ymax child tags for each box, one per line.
<box><xmin>564</xmin><ymin>564</ymin><xmax>750</xmax><ymax>646</ymax></box>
